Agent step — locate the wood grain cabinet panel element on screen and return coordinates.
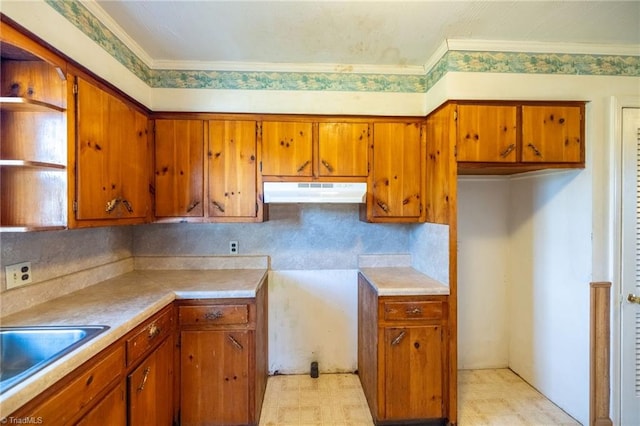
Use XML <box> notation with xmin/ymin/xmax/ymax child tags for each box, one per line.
<box><xmin>521</xmin><ymin>105</ymin><xmax>583</xmax><ymax>163</ymax></box>
<box><xmin>364</xmin><ymin>122</ymin><xmax>424</xmax><ymax>222</ymax></box>
<box><xmin>456</xmin><ymin>104</ymin><xmax>517</xmax><ymax>162</ymax></box>
<box><xmin>318</xmin><ymin>122</ymin><xmax>369</xmax><ymax>177</ymax></box>
<box><xmin>76</xmin><ymin>382</ymin><xmax>126</xmax><ymax>426</ymax></box>
<box><xmin>154</xmin><ymin>119</ymin><xmax>204</xmax><ymax>217</ymax></box>
<box><xmin>261</xmin><ymin>121</ymin><xmax>313</xmax><ymax>176</ymax></box>
<box><xmin>180</xmin><ymin>330</ymin><xmax>251</xmax><ymax>426</ymax></box>
<box><xmin>128</xmin><ymin>336</ymin><xmax>174</xmax><ymax>426</ymax></box>
<box><xmin>208</xmin><ymin>120</ymin><xmax>258</xmax><ymax>218</ymax></box>
<box><xmin>75</xmin><ymin>76</ymin><xmax>150</xmax><ymax>223</ymax></box>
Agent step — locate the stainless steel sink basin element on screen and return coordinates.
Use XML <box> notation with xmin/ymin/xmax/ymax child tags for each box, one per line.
<box><xmin>0</xmin><ymin>325</ymin><xmax>109</xmax><ymax>394</ymax></box>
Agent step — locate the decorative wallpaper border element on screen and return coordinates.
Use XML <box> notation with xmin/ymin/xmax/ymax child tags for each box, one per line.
<box><xmin>46</xmin><ymin>0</ymin><xmax>640</xmax><ymax>93</ymax></box>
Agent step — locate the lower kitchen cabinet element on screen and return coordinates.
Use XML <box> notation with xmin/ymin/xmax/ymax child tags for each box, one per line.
<box><xmin>128</xmin><ymin>336</ymin><xmax>174</xmax><ymax>426</ymax></box>
<box><xmin>177</xmin><ymin>279</ymin><xmax>268</xmax><ymax>426</ymax></box>
<box><xmin>76</xmin><ymin>382</ymin><xmax>126</xmax><ymax>426</ymax></box>
<box><xmin>358</xmin><ymin>273</ymin><xmax>449</xmax><ymax>425</ymax></box>
<box><xmin>8</xmin><ymin>344</ymin><xmax>126</xmax><ymax>425</ymax></box>
<box><xmin>180</xmin><ymin>330</ymin><xmax>251</xmax><ymax>425</ymax></box>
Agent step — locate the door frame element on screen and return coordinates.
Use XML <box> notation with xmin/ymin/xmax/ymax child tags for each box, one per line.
<box><xmin>610</xmin><ymin>96</ymin><xmax>640</xmax><ymax>425</ymax></box>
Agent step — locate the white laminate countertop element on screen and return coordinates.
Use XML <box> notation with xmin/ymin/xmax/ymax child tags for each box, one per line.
<box><xmin>0</xmin><ymin>268</ymin><xmax>267</xmax><ymax>417</ymax></box>
<box><xmin>359</xmin><ymin>267</ymin><xmax>449</xmax><ymax>296</ymax></box>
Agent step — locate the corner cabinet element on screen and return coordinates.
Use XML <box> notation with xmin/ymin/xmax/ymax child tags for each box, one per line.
<box><xmin>358</xmin><ymin>273</ymin><xmax>449</xmax><ymax>424</ymax></box>
<box><xmin>0</xmin><ymin>23</ymin><xmax>69</xmax><ymax>231</ymax></box>
<box><xmin>360</xmin><ymin>121</ymin><xmax>426</xmax><ymax>223</ymax></box>
<box><xmin>71</xmin><ymin>75</ymin><xmax>152</xmax><ymax>227</ymax></box>
<box><xmin>177</xmin><ymin>279</ymin><xmax>268</xmax><ymax>426</ymax></box>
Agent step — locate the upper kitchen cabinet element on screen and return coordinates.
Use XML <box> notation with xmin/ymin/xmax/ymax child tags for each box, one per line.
<box><xmin>260</xmin><ymin>121</ymin><xmax>313</xmax><ymax>177</ymax></box>
<box><xmin>450</xmin><ymin>101</ymin><xmax>586</xmax><ymax>174</ymax></box>
<box><xmin>154</xmin><ymin>119</ymin><xmax>205</xmax><ymax>218</ymax></box>
<box><xmin>361</xmin><ymin>121</ymin><xmax>425</xmax><ymax>223</ymax></box>
<box><xmin>521</xmin><ymin>105</ymin><xmax>583</xmax><ymax>163</ymax></box>
<box><xmin>317</xmin><ymin>122</ymin><xmax>369</xmax><ymax>177</ymax></box>
<box><xmin>209</xmin><ymin>120</ymin><xmax>263</xmax><ymax>221</ymax></box>
<box><xmin>72</xmin><ymin>75</ymin><xmax>152</xmax><ymax>227</ymax></box>
<box><xmin>456</xmin><ymin>104</ymin><xmax>517</xmax><ymax>163</ymax></box>
<box><xmin>0</xmin><ymin>23</ymin><xmax>68</xmax><ymax>231</ymax></box>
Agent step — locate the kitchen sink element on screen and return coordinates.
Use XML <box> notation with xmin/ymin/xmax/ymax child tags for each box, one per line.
<box><xmin>0</xmin><ymin>325</ymin><xmax>109</xmax><ymax>394</ymax></box>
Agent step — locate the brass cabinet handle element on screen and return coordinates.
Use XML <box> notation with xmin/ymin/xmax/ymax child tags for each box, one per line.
<box><xmin>204</xmin><ymin>310</ymin><xmax>223</xmax><ymax>320</ymax></box>
<box><xmin>297</xmin><ymin>160</ymin><xmax>311</xmax><ymax>173</ymax></box>
<box><xmin>186</xmin><ymin>200</ymin><xmax>200</xmax><ymax>213</ymax></box>
<box><xmin>148</xmin><ymin>323</ymin><xmax>161</xmax><ymax>339</ymax></box>
<box><xmin>321</xmin><ymin>159</ymin><xmax>334</xmax><ymax>173</ymax></box>
<box><xmin>105</xmin><ymin>197</ymin><xmax>120</xmax><ymax>213</ymax></box>
<box><xmin>211</xmin><ymin>201</ymin><xmax>225</xmax><ymax>213</ymax></box>
<box><xmin>628</xmin><ymin>294</ymin><xmax>640</xmax><ymax>304</ymax></box>
<box><xmin>391</xmin><ymin>331</ymin><xmax>406</xmax><ymax>346</ymax></box>
<box><xmin>406</xmin><ymin>307</ymin><xmax>422</xmax><ymax>316</ymax></box>
<box><xmin>376</xmin><ymin>200</ymin><xmax>390</xmax><ymax>213</ymax></box>
<box><xmin>500</xmin><ymin>143</ymin><xmax>516</xmax><ymax>158</ymax></box>
<box><xmin>137</xmin><ymin>366</ymin><xmax>151</xmax><ymax>392</ymax></box>
<box><xmin>122</xmin><ymin>199</ymin><xmax>133</xmax><ymax>213</ymax></box>
<box><xmin>228</xmin><ymin>334</ymin><xmax>243</xmax><ymax>350</ymax></box>
<box><xmin>527</xmin><ymin>143</ymin><xmax>543</xmax><ymax>157</ymax></box>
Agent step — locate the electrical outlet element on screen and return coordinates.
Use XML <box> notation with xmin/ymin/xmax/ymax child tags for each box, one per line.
<box><xmin>5</xmin><ymin>261</ymin><xmax>32</xmax><ymax>289</ymax></box>
<box><xmin>229</xmin><ymin>241</ymin><xmax>239</xmax><ymax>255</ymax></box>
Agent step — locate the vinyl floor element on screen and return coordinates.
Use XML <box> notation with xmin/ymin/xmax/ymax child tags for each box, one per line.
<box><xmin>258</xmin><ymin>369</ymin><xmax>580</xmax><ymax>426</ymax></box>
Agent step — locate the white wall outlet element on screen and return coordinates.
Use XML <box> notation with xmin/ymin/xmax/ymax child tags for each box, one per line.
<box><xmin>229</xmin><ymin>241</ymin><xmax>239</xmax><ymax>255</ymax></box>
<box><xmin>5</xmin><ymin>261</ymin><xmax>33</xmax><ymax>289</ymax></box>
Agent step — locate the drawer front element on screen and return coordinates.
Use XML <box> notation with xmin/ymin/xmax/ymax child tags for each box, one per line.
<box><xmin>383</xmin><ymin>301</ymin><xmax>443</xmax><ymax>322</ymax></box>
<box><xmin>24</xmin><ymin>345</ymin><xmax>125</xmax><ymax>424</ymax></box>
<box><xmin>127</xmin><ymin>307</ymin><xmax>174</xmax><ymax>366</ymax></box>
<box><xmin>179</xmin><ymin>304</ymin><xmax>249</xmax><ymax>326</ymax></box>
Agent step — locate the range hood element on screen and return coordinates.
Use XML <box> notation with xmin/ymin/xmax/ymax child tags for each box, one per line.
<box><xmin>263</xmin><ymin>182</ymin><xmax>367</xmax><ymax>203</ymax></box>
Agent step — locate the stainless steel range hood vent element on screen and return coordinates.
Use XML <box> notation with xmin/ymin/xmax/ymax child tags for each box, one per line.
<box><xmin>263</xmin><ymin>182</ymin><xmax>367</xmax><ymax>203</ymax></box>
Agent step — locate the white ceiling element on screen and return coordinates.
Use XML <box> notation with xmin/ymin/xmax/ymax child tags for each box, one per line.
<box><xmin>92</xmin><ymin>1</ymin><xmax>640</xmax><ymax>71</ymax></box>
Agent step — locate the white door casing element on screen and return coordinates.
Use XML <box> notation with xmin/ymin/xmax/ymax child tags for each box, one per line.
<box><xmin>620</xmin><ymin>106</ymin><xmax>640</xmax><ymax>426</ymax></box>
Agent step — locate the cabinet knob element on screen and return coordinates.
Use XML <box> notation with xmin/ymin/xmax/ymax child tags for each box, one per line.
<box><xmin>204</xmin><ymin>310</ymin><xmax>224</xmax><ymax>320</ymax></box>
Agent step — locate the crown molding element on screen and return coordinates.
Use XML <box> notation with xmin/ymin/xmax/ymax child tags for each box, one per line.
<box><xmin>151</xmin><ymin>59</ymin><xmax>426</xmax><ymax>75</ymax></box>
<box><xmin>446</xmin><ymin>39</ymin><xmax>640</xmax><ymax>56</ymax></box>
<box><xmin>79</xmin><ymin>0</ymin><xmax>154</xmax><ymax>67</ymax></box>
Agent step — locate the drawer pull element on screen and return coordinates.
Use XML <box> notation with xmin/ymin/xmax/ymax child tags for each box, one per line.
<box><xmin>137</xmin><ymin>366</ymin><xmax>151</xmax><ymax>392</ymax></box>
<box><xmin>205</xmin><ymin>311</ymin><xmax>224</xmax><ymax>320</ymax></box>
<box><xmin>297</xmin><ymin>160</ymin><xmax>311</xmax><ymax>173</ymax></box>
<box><xmin>148</xmin><ymin>323</ymin><xmax>161</xmax><ymax>339</ymax></box>
<box><xmin>186</xmin><ymin>200</ymin><xmax>200</xmax><ymax>213</ymax></box>
<box><xmin>228</xmin><ymin>335</ymin><xmax>243</xmax><ymax>350</ymax></box>
<box><xmin>406</xmin><ymin>307</ymin><xmax>423</xmax><ymax>316</ymax></box>
<box><xmin>391</xmin><ymin>331</ymin><xmax>406</xmax><ymax>346</ymax></box>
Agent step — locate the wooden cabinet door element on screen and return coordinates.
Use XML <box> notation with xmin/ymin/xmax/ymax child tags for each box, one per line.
<box><xmin>128</xmin><ymin>337</ymin><xmax>174</xmax><ymax>426</ymax></box>
<box><xmin>181</xmin><ymin>330</ymin><xmax>250</xmax><ymax>426</ymax></box>
<box><xmin>75</xmin><ymin>77</ymin><xmax>149</xmax><ymax>220</ymax></box>
<box><xmin>522</xmin><ymin>105</ymin><xmax>583</xmax><ymax>162</ymax></box>
<box><xmin>318</xmin><ymin>122</ymin><xmax>369</xmax><ymax>177</ymax></box>
<box><xmin>208</xmin><ymin>120</ymin><xmax>257</xmax><ymax>218</ymax></box>
<box><xmin>76</xmin><ymin>382</ymin><xmax>126</xmax><ymax>426</ymax></box>
<box><xmin>456</xmin><ymin>105</ymin><xmax>517</xmax><ymax>162</ymax></box>
<box><xmin>371</xmin><ymin>122</ymin><xmax>423</xmax><ymax>220</ymax></box>
<box><xmin>261</xmin><ymin>121</ymin><xmax>313</xmax><ymax>176</ymax></box>
<box><xmin>384</xmin><ymin>326</ymin><xmax>444</xmax><ymax>420</ymax></box>
<box><xmin>154</xmin><ymin>119</ymin><xmax>204</xmax><ymax>217</ymax></box>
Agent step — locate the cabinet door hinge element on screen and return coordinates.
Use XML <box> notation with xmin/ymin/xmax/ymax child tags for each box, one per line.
<box><xmin>256</xmin><ymin>122</ymin><xmax>262</xmax><ymax>138</ymax></box>
<box><xmin>73</xmin><ymin>83</ymin><xmax>78</xmax><ymax>95</ymax></box>
<box><xmin>453</xmin><ymin>109</ymin><xmax>458</xmax><ymax>121</ymax></box>
<box><xmin>259</xmin><ymin>161</ymin><xmax>263</xmax><ymax>173</ymax></box>
<box><xmin>72</xmin><ymin>200</ymin><xmax>78</xmax><ymax>212</ymax></box>
<box><xmin>256</xmin><ymin>202</ymin><xmax>259</xmax><ymax>215</ymax></box>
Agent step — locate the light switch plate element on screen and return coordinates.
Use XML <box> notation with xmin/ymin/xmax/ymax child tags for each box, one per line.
<box><xmin>6</xmin><ymin>261</ymin><xmax>32</xmax><ymax>289</ymax></box>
